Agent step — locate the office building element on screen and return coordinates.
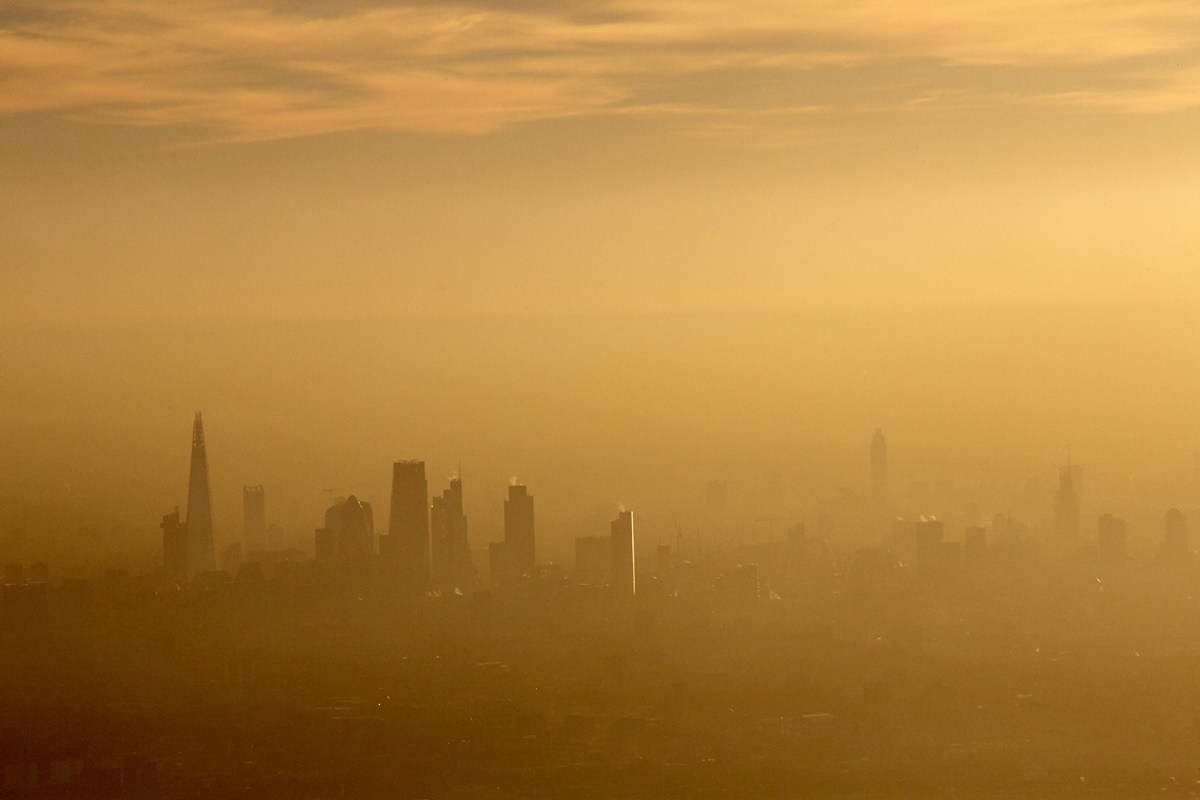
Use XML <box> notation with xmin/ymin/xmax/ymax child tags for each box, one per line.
<box><xmin>185</xmin><ymin>412</ymin><xmax>216</xmax><ymax>579</ymax></box>
<box><xmin>504</xmin><ymin>483</ymin><xmax>535</xmax><ymax>575</ymax></box>
<box><xmin>1163</xmin><ymin>508</ymin><xmax>1189</xmax><ymax>561</ymax></box>
<box><xmin>243</xmin><ymin>485</ymin><xmax>266</xmax><ymax>553</ymax></box>
<box><xmin>1054</xmin><ymin>464</ymin><xmax>1081</xmax><ymax>553</ymax></box>
<box><xmin>611</xmin><ymin>510</ymin><xmax>636</xmax><ymax>596</ymax></box>
<box><xmin>315</xmin><ymin>495</ymin><xmax>375</xmax><ymax>562</ymax></box>
<box><xmin>162</xmin><ymin>507</ymin><xmax>188</xmax><ymax>584</ymax></box>
<box><xmin>383</xmin><ymin>461</ymin><xmax>430</xmax><ymax>592</ymax></box>
<box><xmin>871</xmin><ymin>429</ymin><xmax>888</xmax><ymax>511</ymax></box>
<box><xmin>431</xmin><ymin>477</ymin><xmax>471</xmax><ymax>593</ymax></box>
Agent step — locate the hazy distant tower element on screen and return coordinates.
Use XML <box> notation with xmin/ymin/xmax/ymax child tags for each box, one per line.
<box><xmin>1163</xmin><ymin>508</ymin><xmax>1189</xmax><ymax>561</ymax></box>
<box><xmin>384</xmin><ymin>461</ymin><xmax>430</xmax><ymax>592</ymax></box>
<box><xmin>611</xmin><ymin>510</ymin><xmax>636</xmax><ymax>596</ymax></box>
<box><xmin>431</xmin><ymin>476</ymin><xmax>471</xmax><ymax>593</ymax></box>
<box><xmin>315</xmin><ymin>495</ymin><xmax>374</xmax><ymax>562</ymax></box>
<box><xmin>871</xmin><ymin>429</ymin><xmax>888</xmax><ymax>511</ymax></box>
<box><xmin>185</xmin><ymin>412</ymin><xmax>216</xmax><ymax>579</ymax></box>
<box><xmin>161</xmin><ymin>507</ymin><xmax>188</xmax><ymax>584</ymax></box>
<box><xmin>1054</xmin><ymin>463</ymin><xmax>1081</xmax><ymax>553</ymax></box>
<box><xmin>504</xmin><ymin>483</ymin><xmax>535</xmax><ymax>575</ymax></box>
<box><xmin>243</xmin><ymin>485</ymin><xmax>266</xmax><ymax>554</ymax></box>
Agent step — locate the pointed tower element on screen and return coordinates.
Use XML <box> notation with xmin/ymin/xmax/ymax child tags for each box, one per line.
<box><xmin>870</xmin><ymin>429</ymin><xmax>888</xmax><ymax>512</ymax></box>
<box><xmin>186</xmin><ymin>412</ymin><xmax>216</xmax><ymax>578</ymax></box>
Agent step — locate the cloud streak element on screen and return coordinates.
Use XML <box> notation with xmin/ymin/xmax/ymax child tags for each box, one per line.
<box><xmin>2</xmin><ymin>0</ymin><xmax>1200</xmax><ymax>143</ymax></box>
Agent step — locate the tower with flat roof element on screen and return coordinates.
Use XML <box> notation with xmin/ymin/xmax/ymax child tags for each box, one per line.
<box><xmin>504</xmin><ymin>483</ymin><xmax>535</xmax><ymax>576</ymax></box>
<box><xmin>383</xmin><ymin>461</ymin><xmax>430</xmax><ymax>592</ymax></box>
<box><xmin>611</xmin><ymin>510</ymin><xmax>635</xmax><ymax>596</ymax></box>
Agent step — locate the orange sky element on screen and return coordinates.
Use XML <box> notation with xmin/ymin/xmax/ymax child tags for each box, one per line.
<box><xmin>3</xmin><ymin>1</ymin><xmax>1200</xmax><ymax>562</ymax></box>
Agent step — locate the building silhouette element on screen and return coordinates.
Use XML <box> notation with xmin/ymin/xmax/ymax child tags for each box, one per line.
<box><xmin>185</xmin><ymin>412</ymin><xmax>216</xmax><ymax>579</ymax></box>
<box><xmin>1054</xmin><ymin>464</ymin><xmax>1081</xmax><ymax>553</ymax></box>
<box><xmin>315</xmin><ymin>496</ymin><xmax>375</xmax><ymax>562</ymax></box>
<box><xmin>871</xmin><ymin>429</ymin><xmax>888</xmax><ymax>511</ymax></box>
<box><xmin>1163</xmin><ymin>508</ymin><xmax>1189</xmax><ymax>561</ymax></box>
<box><xmin>431</xmin><ymin>477</ymin><xmax>471</xmax><ymax>593</ymax></box>
<box><xmin>382</xmin><ymin>461</ymin><xmax>430</xmax><ymax>592</ymax></box>
<box><xmin>504</xmin><ymin>484</ymin><xmax>535</xmax><ymax>575</ymax></box>
<box><xmin>243</xmin><ymin>485</ymin><xmax>266</xmax><ymax>553</ymax></box>
<box><xmin>161</xmin><ymin>507</ymin><xmax>188</xmax><ymax>584</ymax></box>
<box><xmin>611</xmin><ymin>510</ymin><xmax>636</xmax><ymax>595</ymax></box>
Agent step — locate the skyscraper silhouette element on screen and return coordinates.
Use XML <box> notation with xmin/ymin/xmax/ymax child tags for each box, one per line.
<box><xmin>871</xmin><ymin>429</ymin><xmax>888</xmax><ymax>511</ymax></box>
<box><xmin>185</xmin><ymin>412</ymin><xmax>216</xmax><ymax>579</ymax></box>
<box><xmin>161</xmin><ymin>506</ymin><xmax>188</xmax><ymax>584</ymax></box>
<box><xmin>504</xmin><ymin>483</ymin><xmax>535</xmax><ymax>576</ymax></box>
<box><xmin>243</xmin><ymin>485</ymin><xmax>266</xmax><ymax>554</ymax></box>
<box><xmin>1163</xmin><ymin>508</ymin><xmax>1189</xmax><ymax>561</ymax></box>
<box><xmin>383</xmin><ymin>460</ymin><xmax>430</xmax><ymax>592</ymax></box>
<box><xmin>431</xmin><ymin>476</ymin><xmax>471</xmax><ymax>594</ymax></box>
<box><xmin>315</xmin><ymin>495</ymin><xmax>374</xmax><ymax>562</ymax></box>
<box><xmin>1054</xmin><ymin>463</ymin><xmax>1080</xmax><ymax>553</ymax></box>
<box><xmin>611</xmin><ymin>510</ymin><xmax>635</xmax><ymax>596</ymax></box>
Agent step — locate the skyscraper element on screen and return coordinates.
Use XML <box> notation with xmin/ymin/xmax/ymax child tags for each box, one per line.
<box><xmin>1163</xmin><ymin>508</ymin><xmax>1189</xmax><ymax>561</ymax></box>
<box><xmin>315</xmin><ymin>495</ymin><xmax>374</xmax><ymax>562</ymax></box>
<box><xmin>1054</xmin><ymin>463</ymin><xmax>1080</xmax><ymax>553</ymax></box>
<box><xmin>871</xmin><ymin>429</ymin><xmax>888</xmax><ymax>511</ymax></box>
<box><xmin>382</xmin><ymin>460</ymin><xmax>430</xmax><ymax>592</ymax></box>
<box><xmin>504</xmin><ymin>483</ymin><xmax>535</xmax><ymax>576</ymax></box>
<box><xmin>185</xmin><ymin>412</ymin><xmax>216</xmax><ymax>579</ymax></box>
<box><xmin>243</xmin><ymin>485</ymin><xmax>266</xmax><ymax>554</ymax></box>
<box><xmin>161</xmin><ymin>507</ymin><xmax>188</xmax><ymax>584</ymax></box>
<box><xmin>430</xmin><ymin>477</ymin><xmax>471</xmax><ymax>594</ymax></box>
<box><xmin>611</xmin><ymin>510</ymin><xmax>635</xmax><ymax>596</ymax></box>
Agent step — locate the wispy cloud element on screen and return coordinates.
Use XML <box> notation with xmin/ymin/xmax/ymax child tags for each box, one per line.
<box><xmin>2</xmin><ymin>0</ymin><xmax>1199</xmax><ymax>143</ymax></box>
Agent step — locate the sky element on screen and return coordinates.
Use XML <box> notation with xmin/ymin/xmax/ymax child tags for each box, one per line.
<box><xmin>3</xmin><ymin>0</ymin><xmax>1200</xmax><ymax>564</ymax></box>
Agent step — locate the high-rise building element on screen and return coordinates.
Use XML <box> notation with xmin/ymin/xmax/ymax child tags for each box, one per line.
<box><xmin>315</xmin><ymin>495</ymin><xmax>375</xmax><ymax>562</ymax></box>
<box><xmin>382</xmin><ymin>460</ymin><xmax>430</xmax><ymax>592</ymax></box>
<box><xmin>243</xmin><ymin>485</ymin><xmax>266</xmax><ymax>553</ymax></box>
<box><xmin>1163</xmin><ymin>508</ymin><xmax>1189</xmax><ymax>561</ymax></box>
<box><xmin>611</xmin><ymin>510</ymin><xmax>636</xmax><ymax>596</ymax></box>
<box><xmin>161</xmin><ymin>507</ymin><xmax>188</xmax><ymax>584</ymax></box>
<box><xmin>504</xmin><ymin>484</ymin><xmax>535</xmax><ymax>576</ymax></box>
<box><xmin>871</xmin><ymin>429</ymin><xmax>888</xmax><ymax>511</ymax></box>
<box><xmin>1098</xmin><ymin>514</ymin><xmax>1127</xmax><ymax>561</ymax></box>
<box><xmin>1054</xmin><ymin>464</ymin><xmax>1081</xmax><ymax>553</ymax></box>
<box><xmin>431</xmin><ymin>477</ymin><xmax>471</xmax><ymax>593</ymax></box>
<box><xmin>185</xmin><ymin>412</ymin><xmax>216</xmax><ymax>579</ymax></box>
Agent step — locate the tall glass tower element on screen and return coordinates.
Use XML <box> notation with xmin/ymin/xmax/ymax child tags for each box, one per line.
<box><xmin>186</xmin><ymin>412</ymin><xmax>216</xmax><ymax>579</ymax></box>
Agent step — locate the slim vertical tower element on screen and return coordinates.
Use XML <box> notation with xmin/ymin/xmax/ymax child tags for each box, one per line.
<box><xmin>1054</xmin><ymin>462</ymin><xmax>1080</xmax><ymax>553</ymax></box>
<box><xmin>431</xmin><ymin>476</ymin><xmax>471</xmax><ymax>593</ymax></box>
<box><xmin>504</xmin><ymin>484</ymin><xmax>535</xmax><ymax>576</ymax></box>
<box><xmin>161</xmin><ymin>507</ymin><xmax>188</xmax><ymax>584</ymax></box>
<box><xmin>871</xmin><ymin>429</ymin><xmax>888</xmax><ymax>511</ymax></box>
<box><xmin>186</xmin><ymin>412</ymin><xmax>216</xmax><ymax>579</ymax></box>
<box><xmin>243</xmin><ymin>485</ymin><xmax>266</xmax><ymax>554</ymax></box>
<box><xmin>385</xmin><ymin>461</ymin><xmax>430</xmax><ymax>592</ymax></box>
<box><xmin>610</xmin><ymin>510</ymin><xmax>635</xmax><ymax>596</ymax></box>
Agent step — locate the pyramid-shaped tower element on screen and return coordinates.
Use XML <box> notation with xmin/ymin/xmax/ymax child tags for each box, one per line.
<box><xmin>186</xmin><ymin>412</ymin><xmax>216</xmax><ymax>578</ymax></box>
